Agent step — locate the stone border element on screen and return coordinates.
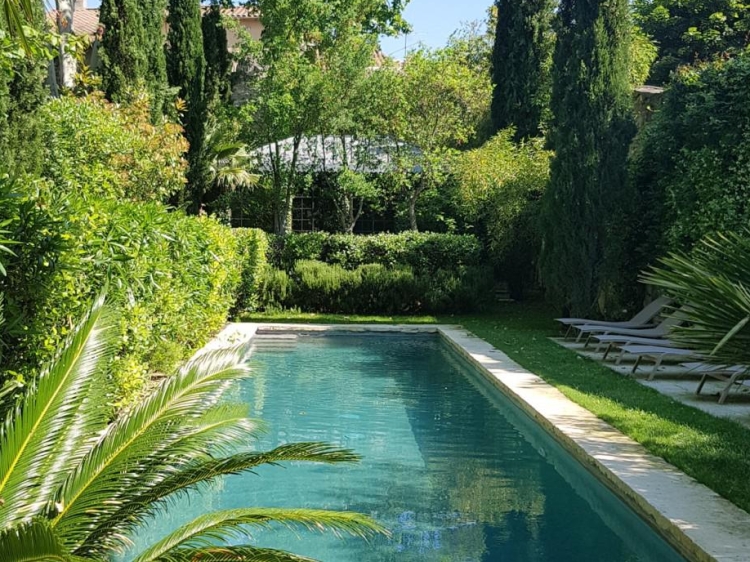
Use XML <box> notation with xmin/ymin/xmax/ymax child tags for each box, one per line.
<box><xmin>212</xmin><ymin>322</ymin><xmax>750</xmax><ymax>562</ymax></box>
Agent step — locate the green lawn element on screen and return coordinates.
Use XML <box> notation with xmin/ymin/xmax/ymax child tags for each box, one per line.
<box><xmin>241</xmin><ymin>303</ymin><xmax>750</xmax><ymax>514</ymax></box>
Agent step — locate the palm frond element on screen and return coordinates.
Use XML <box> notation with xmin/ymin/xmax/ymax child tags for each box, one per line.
<box><xmin>0</xmin><ymin>520</ymin><xmax>72</xmax><ymax>562</ymax></box>
<box><xmin>131</xmin><ymin>508</ymin><xmax>387</xmax><ymax>562</ymax></box>
<box><xmin>149</xmin><ymin>545</ymin><xmax>319</xmax><ymax>562</ymax></box>
<box><xmin>0</xmin><ymin>295</ymin><xmax>114</xmax><ymax>529</ymax></box>
<box><xmin>80</xmin><ymin>442</ymin><xmax>362</xmax><ymax>555</ymax></box>
<box><xmin>641</xmin><ymin>230</ymin><xmax>750</xmax><ymax>366</ymax></box>
<box><xmin>1</xmin><ymin>0</ymin><xmax>34</xmax><ymax>52</ymax></box>
<box><xmin>52</xmin><ymin>347</ymin><xmax>253</xmax><ymax>550</ymax></box>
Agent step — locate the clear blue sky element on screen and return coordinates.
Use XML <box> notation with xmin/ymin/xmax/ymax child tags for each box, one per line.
<box><xmin>379</xmin><ymin>0</ymin><xmax>494</xmax><ymax>58</ymax></box>
<box><xmin>86</xmin><ymin>0</ymin><xmax>494</xmax><ymax>57</ymax></box>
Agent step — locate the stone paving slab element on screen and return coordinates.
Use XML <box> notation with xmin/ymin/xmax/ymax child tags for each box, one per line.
<box><xmin>205</xmin><ymin>322</ymin><xmax>750</xmax><ymax>562</ymax></box>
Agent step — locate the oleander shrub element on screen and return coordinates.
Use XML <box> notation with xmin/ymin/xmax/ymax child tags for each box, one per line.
<box><xmin>38</xmin><ymin>93</ymin><xmax>188</xmax><ymax>202</ymax></box>
<box><xmin>258</xmin><ymin>259</ymin><xmax>492</xmax><ymax>314</ymax></box>
<box><xmin>0</xmin><ymin>182</ymin><xmax>241</xmax><ymax>407</ymax></box>
<box><xmin>269</xmin><ymin>232</ymin><xmax>484</xmax><ymax>273</ymax></box>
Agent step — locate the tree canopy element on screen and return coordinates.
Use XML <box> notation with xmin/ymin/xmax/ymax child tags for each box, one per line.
<box><xmin>634</xmin><ymin>0</ymin><xmax>750</xmax><ymax>83</ymax></box>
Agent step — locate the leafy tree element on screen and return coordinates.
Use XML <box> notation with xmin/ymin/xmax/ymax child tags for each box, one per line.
<box><xmin>98</xmin><ymin>0</ymin><xmax>146</xmax><ymax>103</ymax></box>
<box><xmin>383</xmin><ymin>48</ymin><xmax>491</xmax><ymax>231</ymax></box>
<box><xmin>0</xmin><ymin>298</ymin><xmax>384</xmax><ymax>560</ymax></box>
<box><xmin>202</xmin><ymin>0</ymin><xmax>232</xmax><ymax>106</ymax></box>
<box><xmin>540</xmin><ymin>0</ymin><xmax>636</xmax><ymax>316</ymax></box>
<box><xmin>446</xmin><ymin>8</ymin><xmax>496</xmax><ymax>76</ymax></box>
<box><xmin>490</xmin><ymin>0</ymin><xmax>556</xmax><ymax>140</ymax></box>
<box><xmin>329</xmin><ymin>169</ymin><xmax>381</xmax><ymax>233</ymax></box>
<box><xmin>634</xmin><ymin>0</ymin><xmax>750</xmax><ymax>84</ymax></box>
<box><xmin>167</xmin><ymin>0</ymin><xmax>208</xmax><ymax>211</ymax></box>
<box><xmin>243</xmin><ymin>0</ymin><xmax>408</xmax><ymax>234</ymax></box>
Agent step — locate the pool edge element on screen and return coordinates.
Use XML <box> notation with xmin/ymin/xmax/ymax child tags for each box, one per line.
<box><xmin>209</xmin><ymin>322</ymin><xmax>750</xmax><ymax>562</ymax></box>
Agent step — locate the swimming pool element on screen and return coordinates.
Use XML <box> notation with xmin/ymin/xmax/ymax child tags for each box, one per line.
<box><xmin>124</xmin><ymin>333</ymin><xmax>686</xmax><ymax>561</ymax></box>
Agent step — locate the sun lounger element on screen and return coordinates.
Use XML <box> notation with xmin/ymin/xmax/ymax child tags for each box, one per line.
<box><xmin>575</xmin><ymin>309</ymin><xmax>686</xmax><ymax>348</ymax></box>
<box><xmin>682</xmin><ymin>362</ymin><xmax>750</xmax><ymax>404</ymax></box>
<box><xmin>557</xmin><ymin>296</ymin><xmax>672</xmax><ymax>339</ymax></box>
<box><xmin>591</xmin><ymin>334</ymin><xmax>680</xmax><ymax>359</ymax></box>
<box><xmin>617</xmin><ymin>344</ymin><xmax>699</xmax><ymax>379</ymax></box>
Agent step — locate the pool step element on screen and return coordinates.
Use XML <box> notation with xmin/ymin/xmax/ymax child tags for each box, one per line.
<box><xmin>249</xmin><ymin>335</ymin><xmax>299</xmax><ymax>354</ymax></box>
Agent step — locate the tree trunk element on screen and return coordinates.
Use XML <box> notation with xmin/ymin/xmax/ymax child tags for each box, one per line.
<box><xmin>408</xmin><ymin>195</ymin><xmax>418</xmax><ymax>231</ymax></box>
<box><xmin>56</xmin><ymin>0</ymin><xmax>77</xmax><ymax>89</ymax></box>
<box><xmin>47</xmin><ymin>60</ymin><xmax>60</xmax><ymax>97</ymax></box>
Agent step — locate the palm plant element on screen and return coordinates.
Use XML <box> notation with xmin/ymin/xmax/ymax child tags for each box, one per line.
<box><xmin>205</xmin><ymin>120</ymin><xmax>259</xmax><ymax>193</ymax></box>
<box><xmin>641</xmin><ymin>230</ymin><xmax>750</xmax><ymax>366</ymax></box>
<box><xmin>1</xmin><ymin>0</ymin><xmax>34</xmax><ymax>49</ymax></box>
<box><xmin>0</xmin><ymin>296</ymin><xmax>385</xmax><ymax>560</ymax></box>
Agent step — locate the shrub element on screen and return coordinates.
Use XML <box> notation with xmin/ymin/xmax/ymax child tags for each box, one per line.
<box><xmin>38</xmin><ymin>93</ymin><xmax>188</xmax><ymax>202</ymax></box>
<box><xmin>613</xmin><ymin>54</ymin><xmax>750</xmax><ymax>311</ymax></box>
<box><xmin>269</xmin><ymin>232</ymin><xmax>484</xmax><ymax>274</ymax></box>
<box><xmin>452</xmin><ymin>129</ymin><xmax>551</xmax><ymax>298</ymax></box>
<box><xmin>233</xmin><ymin>228</ymin><xmax>269</xmax><ymax>313</ymax></box>
<box><xmin>258</xmin><ymin>260</ymin><xmax>493</xmax><ymax>314</ymax></box>
<box><xmin>642</xmin><ymin>230</ymin><xmax>750</xmax><ymax>367</ymax></box>
<box><xmin>0</xmin><ymin>183</ymin><xmax>241</xmax><ymax>407</ymax></box>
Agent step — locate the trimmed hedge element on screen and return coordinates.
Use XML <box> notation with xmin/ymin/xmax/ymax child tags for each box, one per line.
<box><xmin>0</xmin><ymin>181</ymin><xmax>244</xmax><ymax>406</ymax></box>
<box><xmin>258</xmin><ymin>259</ymin><xmax>493</xmax><ymax>314</ymax></box>
<box><xmin>267</xmin><ymin>232</ymin><xmax>485</xmax><ymax>273</ymax></box>
<box><xmin>233</xmin><ymin>228</ymin><xmax>269</xmax><ymax>313</ymax></box>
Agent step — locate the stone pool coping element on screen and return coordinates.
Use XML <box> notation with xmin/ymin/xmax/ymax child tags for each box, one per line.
<box><xmin>208</xmin><ymin>322</ymin><xmax>750</xmax><ymax>562</ymax></box>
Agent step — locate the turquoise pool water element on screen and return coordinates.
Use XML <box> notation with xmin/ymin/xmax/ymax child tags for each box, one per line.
<box><xmin>125</xmin><ymin>333</ymin><xmax>686</xmax><ymax>561</ymax></box>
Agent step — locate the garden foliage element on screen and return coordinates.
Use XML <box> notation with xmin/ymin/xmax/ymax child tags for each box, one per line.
<box><xmin>38</xmin><ymin>94</ymin><xmax>188</xmax><ymax>202</ymax></box>
<box><xmin>490</xmin><ymin>0</ymin><xmax>555</xmax><ymax>140</ymax></box>
<box><xmin>540</xmin><ymin>0</ymin><xmax>636</xmax><ymax>316</ymax></box>
<box><xmin>260</xmin><ymin>260</ymin><xmax>493</xmax><ymax>315</ymax></box>
<box><xmin>268</xmin><ymin>232</ymin><xmax>484</xmax><ymax>273</ymax></box>
<box><xmin>257</xmin><ymin>232</ymin><xmax>491</xmax><ymax>314</ymax></box>
<box><xmin>0</xmin><ymin>95</ymin><xmax>257</xmax><ymax>407</ymax></box>
<box><xmin>233</xmin><ymin>227</ymin><xmax>269</xmax><ymax>313</ymax></box>
<box><xmin>0</xmin><ymin>180</ymin><xmax>242</xmax><ymax>407</ymax></box>
<box><xmin>630</xmin><ymin>55</ymin><xmax>750</xmax><ymax>256</ymax></box>
<box><xmin>634</xmin><ymin>0</ymin><xmax>750</xmax><ymax>84</ymax></box>
<box><xmin>453</xmin><ymin>129</ymin><xmax>552</xmax><ymax>298</ymax></box>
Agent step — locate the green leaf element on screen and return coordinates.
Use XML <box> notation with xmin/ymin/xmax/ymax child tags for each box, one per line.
<box><xmin>0</xmin><ymin>295</ymin><xmax>114</xmax><ymax>529</ymax></box>
<box><xmin>0</xmin><ymin>520</ymin><xmax>73</xmax><ymax>562</ymax></box>
<box><xmin>131</xmin><ymin>508</ymin><xmax>388</xmax><ymax>562</ymax></box>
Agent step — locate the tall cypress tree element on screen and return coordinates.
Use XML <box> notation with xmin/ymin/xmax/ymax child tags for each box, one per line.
<box><xmin>202</xmin><ymin>1</ymin><xmax>232</xmax><ymax>106</ymax></box>
<box><xmin>167</xmin><ymin>0</ymin><xmax>208</xmax><ymax>211</ymax></box>
<box><xmin>540</xmin><ymin>0</ymin><xmax>636</xmax><ymax>316</ymax></box>
<box><xmin>142</xmin><ymin>0</ymin><xmax>169</xmax><ymax>119</ymax></box>
<box><xmin>99</xmin><ymin>0</ymin><xmax>147</xmax><ymax>102</ymax></box>
<box><xmin>0</xmin><ymin>0</ymin><xmax>48</xmax><ymax>176</ymax></box>
<box><xmin>491</xmin><ymin>0</ymin><xmax>555</xmax><ymax>140</ymax></box>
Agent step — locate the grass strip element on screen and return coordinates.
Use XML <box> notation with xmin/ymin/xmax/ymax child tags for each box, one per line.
<box><xmin>240</xmin><ymin>304</ymin><xmax>750</xmax><ymax>514</ymax></box>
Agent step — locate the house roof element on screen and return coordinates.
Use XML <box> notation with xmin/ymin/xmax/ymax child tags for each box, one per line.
<box><xmin>47</xmin><ymin>6</ymin><xmax>260</xmax><ymax>37</ymax></box>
